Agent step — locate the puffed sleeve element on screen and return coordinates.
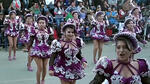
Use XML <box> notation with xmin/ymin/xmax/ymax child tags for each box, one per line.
<box><xmin>93</xmin><ymin>56</ymin><xmax>113</xmax><ymax>78</ymax></box>
<box><xmin>76</xmin><ymin>37</ymin><xmax>85</xmax><ymax>49</ymax></box>
<box><xmin>50</xmin><ymin>39</ymin><xmax>62</xmax><ymax>54</ymax></box>
<box><xmin>139</xmin><ymin>59</ymin><xmax>150</xmax><ymax>78</ymax></box>
<box><xmin>90</xmin><ymin>57</ymin><xmax>113</xmax><ymax>84</ymax></box>
<box><xmin>49</xmin><ymin>39</ymin><xmax>61</xmax><ymax>71</ymax></box>
<box><xmin>30</xmin><ymin>28</ymin><xmax>36</xmax><ymax>36</ymax></box>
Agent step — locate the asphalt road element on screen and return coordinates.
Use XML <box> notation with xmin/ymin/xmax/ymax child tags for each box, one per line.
<box><xmin>0</xmin><ymin>41</ymin><xmax>150</xmax><ymax>84</ymax></box>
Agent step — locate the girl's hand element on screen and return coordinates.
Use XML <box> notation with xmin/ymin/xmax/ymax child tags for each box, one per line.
<box><xmin>83</xmin><ymin>62</ymin><xmax>87</xmax><ymax>68</ymax></box>
<box><xmin>49</xmin><ymin>70</ymin><xmax>54</xmax><ymax>76</ymax></box>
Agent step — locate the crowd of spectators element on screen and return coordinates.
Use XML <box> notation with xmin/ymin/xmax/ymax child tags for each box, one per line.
<box><xmin>0</xmin><ymin>0</ymin><xmax>150</xmax><ymax>48</ymax></box>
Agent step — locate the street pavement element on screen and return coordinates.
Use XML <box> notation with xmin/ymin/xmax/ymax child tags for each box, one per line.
<box><xmin>0</xmin><ymin>41</ymin><xmax>150</xmax><ymax>84</ymax></box>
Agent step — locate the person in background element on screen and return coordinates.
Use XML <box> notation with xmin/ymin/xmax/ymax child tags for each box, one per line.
<box><xmin>4</xmin><ymin>10</ymin><xmax>22</xmax><ymax>61</ymax></box>
<box><xmin>54</xmin><ymin>1</ymin><xmax>65</xmax><ymax>28</ymax></box>
<box><xmin>28</xmin><ymin>16</ymin><xmax>54</xmax><ymax>84</ymax></box>
<box><xmin>90</xmin><ymin>11</ymin><xmax>109</xmax><ymax>64</ymax></box>
<box><xmin>65</xmin><ymin>0</ymin><xmax>78</xmax><ymax>14</ymax></box>
<box><xmin>19</xmin><ymin>14</ymin><xmax>35</xmax><ymax>71</ymax></box>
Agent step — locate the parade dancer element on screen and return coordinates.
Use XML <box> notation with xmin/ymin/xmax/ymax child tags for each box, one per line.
<box><xmin>90</xmin><ymin>11</ymin><xmax>109</xmax><ymax>64</ymax></box>
<box><xmin>28</xmin><ymin>16</ymin><xmax>54</xmax><ymax>84</ymax></box>
<box><xmin>20</xmin><ymin>14</ymin><xmax>35</xmax><ymax>71</ymax></box>
<box><xmin>90</xmin><ymin>32</ymin><xmax>150</xmax><ymax>84</ymax></box>
<box><xmin>4</xmin><ymin>10</ymin><xmax>21</xmax><ymax>61</ymax></box>
<box><xmin>49</xmin><ymin>22</ymin><xmax>87</xmax><ymax>84</ymax></box>
<box><xmin>67</xmin><ymin>11</ymin><xmax>84</xmax><ymax>37</ymax></box>
<box><xmin>123</xmin><ymin>19</ymin><xmax>147</xmax><ymax>45</ymax></box>
<box><xmin>129</xmin><ymin>7</ymin><xmax>147</xmax><ymax>44</ymax></box>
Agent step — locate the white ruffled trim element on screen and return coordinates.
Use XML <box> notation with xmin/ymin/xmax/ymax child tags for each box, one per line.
<box><xmin>93</xmin><ymin>56</ymin><xmax>110</xmax><ymax>77</ymax></box>
<box><xmin>77</xmin><ymin>37</ymin><xmax>85</xmax><ymax>48</ymax></box>
<box><xmin>50</xmin><ymin>39</ymin><xmax>62</xmax><ymax>53</ymax></box>
<box><xmin>96</xmin><ymin>56</ymin><xmax>108</xmax><ymax>69</ymax></box>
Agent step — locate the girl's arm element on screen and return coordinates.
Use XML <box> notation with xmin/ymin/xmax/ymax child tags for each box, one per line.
<box><xmin>141</xmin><ymin>77</ymin><xmax>150</xmax><ymax>84</ymax></box>
<box><xmin>27</xmin><ymin>36</ymin><xmax>35</xmax><ymax>50</ymax></box>
<box><xmin>48</xmin><ymin>35</ymin><xmax>54</xmax><ymax>45</ymax></box>
<box><xmin>49</xmin><ymin>52</ymin><xmax>57</xmax><ymax>69</ymax></box>
<box><xmin>76</xmin><ymin>50</ymin><xmax>87</xmax><ymax>63</ymax></box>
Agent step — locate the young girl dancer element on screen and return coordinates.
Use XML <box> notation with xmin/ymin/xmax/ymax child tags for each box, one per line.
<box><xmin>90</xmin><ymin>11</ymin><xmax>109</xmax><ymax>64</ymax></box>
<box><xmin>67</xmin><ymin>11</ymin><xmax>84</xmax><ymax>37</ymax></box>
<box><xmin>49</xmin><ymin>22</ymin><xmax>87</xmax><ymax>84</ymax></box>
<box><xmin>28</xmin><ymin>15</ymin><xmax>54</xmax><ymax>84</ymax></box>
<box><xmin>20</xmin><ymin>14</ymin><xmax>35</xmax><ymax>71</ymax></box>
<box><xmin>4</xmin><ymin>10</ymin><xmax>21</xmax><ymax>61</ymax></box>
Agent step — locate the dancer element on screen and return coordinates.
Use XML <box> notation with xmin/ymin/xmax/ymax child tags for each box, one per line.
<box><xmin>129</xmin><ymin>7</ymin><xmax>147</xmax><ymax>44</ymax></box>
<box><xmin>90</xmin><ymin>32</ymin><xmax>150</xmax><ymax>84</ymax></box>
<box><xmin>4</xmin><ymin>10</ymin><xmax>21</xmax><ymax>61</ymax></box>
<box><xmin>20</xmin><ymin>14</ymin><xmax>35</xmax><ymax>71</ymax></box>
<box><xmin>123</xmin><ymin>19</ymin><xmax>147</xmax><ymax>45</ymax></box>
<box><xmin>49</xmin><ymin>22</ymin><xmax>87</xmax><ymax>84</ymax></box>
<box><xmin>28</xmin><ymin>15</ymin><xmax>54</xmax><ymax>84</ymax></box>
<box><xmin>90</xmin><ymin>11</ymin><xmax>109</xmax><ymax>64</ymax></box>
<box><xmin>67</xmin><ymin>11</ymin><xmax>84</xmax><ymax>37</ymax></box>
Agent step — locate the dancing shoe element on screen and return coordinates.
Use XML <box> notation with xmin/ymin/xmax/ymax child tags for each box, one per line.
<box><xmin>27</xmin><ymin>64</ymin><xmax>33</xmax><ymax>71</ymax></box>
<box><xmin>41</xmin><ymin>80</ymin><xmax>45</xmax><ymax>84</ymax></box>
<box><xmin>94</xmin><ymin>59</ymin><xmax>97</xmax><ymax>64</ymax></box>
<box><xmin>8</xmin><ymin>56</ymin><xmax>12</xmax><ymax>61</ymax></box>
<box><xmin>13</xmin><ymin>56</ymin><xmax>16</xmax><ymax>60</ymax></box>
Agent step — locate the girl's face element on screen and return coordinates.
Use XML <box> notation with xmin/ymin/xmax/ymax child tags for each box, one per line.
<box><xmin>38</xmin><ymin>20</ymin><xmax>46</xmax><ymax>30</ymax></box>
<box><xmin>133</xmin><ymin>9</ymin><xmax>139</xmax><ymax>15</ymax></box>
<box><xmin>127</xmin><ymin>21</ymin><xmax>134</xmax><ymax>29</ymax></box>
<box><xmin>97</xmin><ymin>15</ymin><xmax>104</xmax><ymax>22</ymax></box>
<box><xmin>116</xmin><ymin>40</ymin><xmax>133</xmax><ymax>62</ymax></box>
<box><xmin>73</xmin><ymin>13</ymin><xmax>78</xmax><ymax>19</ymax></box>
<box><xmin>108</xmin><ymin>7</ymin><xmax>111</xmax><ymax>11</ymax></box>
<box><xmin>65</xmin><ymin>28</ymin><xmax>75</xmax><ymax>40</ymax></box>
<box><xmin>57</xmin><ymin>2</ymin><xmax>61</xmax><ymax>7</ymax></box>
<box><xmin>10</xmin><ymin>13</ymin><xmax>16</xmax><ymax>19</ymax></box>
<box><xmin>26</xmin><ymin>17</ymin><xmax>33</xmax><ymax>24</ymax></box>
<box><xmin>71</xmin><ymin>1</ymin><xmax>76</xmax><ymax>6</ymax></box>
<box><xmin>97</xmin><ymin>7</ymin><xmax>101</xmax><ymax>11</ymax></box>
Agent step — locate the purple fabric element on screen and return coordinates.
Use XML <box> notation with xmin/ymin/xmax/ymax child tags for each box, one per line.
<box><xmin>81</xmin><ymin>58</ymin><xmax>87</xmax><ymax>63</ymax></box>
<box><xmin>95</xmin><ymin>58</ymin><xmax>150</xmax><ymax>84</ymax></box>
<box><xmin>19</xmin><ymin>24</ymin><xmax>35</xmax><ymax>43</ymax></box>
<box><xmin>51</xmin><ymin>38</ymin><xmax>86</xmax><ymax>81</ymax></box>
<box><xmin>49</xmin><ymin>66</ymin><xmax>54</xmax><ymax>71</ymax></box>
<box><xmin>30</xmin><ymin>29</ymin><xmax>52</xmax><ymax>58</ymax></box>
<box><xmin>4</xmin><ymin>19</ymin><xmax>20</xmax><ymax>37</ymax></box>
<box><xmin>90</xmin><ymin>23</ymin><xmax>109</xmax><ymax>42</ymax></box>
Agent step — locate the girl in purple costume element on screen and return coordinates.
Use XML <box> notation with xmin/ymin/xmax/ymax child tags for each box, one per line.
<box><xmin>67</xmin><ymin>11</ymin><xmax>84</xmax><ymax>37</ymax></box>
<box><xmin>4</xmin><ymin>10</ymin><xmax>21</xmax><ymax>61</ymax></box>
<box><xmin>90</xmin><ymin>11</ymin><xmax>109</xmax><ymax>64</ymax></box>
<box><xmin>49</xmin><ymin>22</ymin><xmax>87</xmax><ymax>84</ymax></box>
<box><xmin>90</xmin><ymin>32</ymin><xmax>150</xmax><ymax>84</ymax></box>
<box><xmin>129</xmin><ymin>8</ymin><xmax>147</xmax><ymax>44</ymax></box>
<box><xmin>28</xmin><ymin>15</ymin><xmax>54</xmax><ymax>84</ymax></box>
<box><xmin>20</xmin><ymin>14</ymin><xmax>35</xmax><ymax>71</ymax></box>
<box><xmin>123</xmin><ymin>19</ymin><xmax>147</xmax><ymax>45</ymax></box>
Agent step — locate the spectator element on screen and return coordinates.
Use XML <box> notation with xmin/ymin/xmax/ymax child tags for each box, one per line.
<box><xmin>65</xmin><ymin>0</ymin><xmax>78</xmax><ymax>13</ymax></box>
<box><xmin>54</xmin><ymin>1</ymin><xmax>65</xmax><ymax>28</ymax></box>
<box><xmin>10</xmin><ymin>0</ymin><xmax>22</xmax><ymax>11</ymax></box>
<box><xmin>80</xmin><ymin>7</ymin><xmax>86</xmax><ymax>20</ymax></box>
<box><xmin>122</xmin><ymin>0</ymin><xmax>138</xmax><ymax>13</ymax></box>
<box><xmin>0</xmin><ymin>0</ymin><xmax>13</xmax><ymax>15</ymax></box>
<box><xmin>102</xmin><ymin>1</ymin><xmax>109</xmax><ymax>11</ymax></box>
<box><xmin>30</xmin><ymin>3</ymin><xmax>41</xmax><ymax>17</ymax></box>
<box><xmin>108</xmin><ymin>0</ymin><xmax>117</xmax><ymax>6</ymax></box>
